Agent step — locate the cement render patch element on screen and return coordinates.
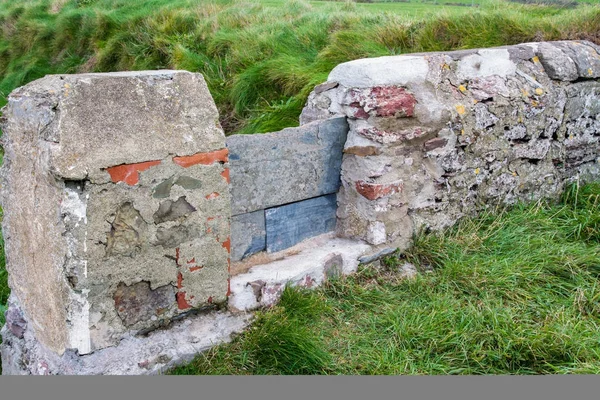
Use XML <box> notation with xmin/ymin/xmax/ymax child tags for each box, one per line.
<box><xmin>229</xmin><ymin>234</ymin><xmax>371</xmax><ymax>312</ymax></box>
<box><xmin>1</xmin><ymin>295</ymin><xmax>251</xmax><ymax>375</ymax></box>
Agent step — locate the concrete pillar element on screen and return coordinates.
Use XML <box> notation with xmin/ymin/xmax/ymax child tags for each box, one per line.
<box><xmin>0</xmin><ymin>71</ymin><xmax>231</xmax><ymax>373</ymax></box>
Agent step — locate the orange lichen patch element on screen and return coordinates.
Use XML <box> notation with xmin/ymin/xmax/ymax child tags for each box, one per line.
<box><xmin>186</xmin><ymin>258</ymin><xmax>196</xmax><ymax>264</ymax></box>
<box><xmin>176</xmin><ymin>292</ymin><xmax>192</xmax><ymax>310</ymax></box>
<box><xmin>177</xmin><ymin>272</ymin><xmax>183</xmax><ymax>289</ymax></box>
<box><xmin>221</xmin><ymin>237</ymin><xmax>231</xmax><ymax>253</ymax></box>
<box><xmin>458</xmin><ymin>84</ymin><xmax>467</xmax><ymax>93</ymax></box>
<box><xmin>205</xmin><ymin>192</ymin><xmax>220</xmax><ymax>200</ymax></box>
<box><xmin>455</xmin><ymin>104</ymin><xmax>466</xmax><ymax>115</ymax></box>
<box><xmin>173</xmin><ymin>148</ymin><xmax>228</xmax><ymax>168</ymax></box>
<box><xmin>106</xmin><ymin>160</ymin><xmax>161</xmax><ymax>185</ymax></box>
<box><xmin>189</xmin><ymin>265</ymin><xmax>203</xmax><ymax>272</ymax></box>
<box><xmin>535</xmin><ymin>88</ymin><xmax>544</xmax><ymax>96</ymax></box>
<box><xmin>221</xmin><ymin>168</ymin><xmax>230</xmax><ymax>183</ymax></box>
<box><xmin>532</xmin><ymin>56</ymin><xmax>540</xmax><ymax>63</ymax></box>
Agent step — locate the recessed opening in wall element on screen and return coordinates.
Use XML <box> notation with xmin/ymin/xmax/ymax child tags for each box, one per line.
<box><xmin>228</xmin><ymin>117</ymin><xmax>349</xmax><ymax>262</ymax></box>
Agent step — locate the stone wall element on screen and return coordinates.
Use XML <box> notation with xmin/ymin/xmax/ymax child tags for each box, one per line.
<box><xmin>1</xmin><ymin>40</ymin><xmax>599</xmax><ymax>375</ymax></box>
<box><xmin>0</xmin><ymin>71</ymin><xmax>231</xmax><ymax>372</ymax></box>
<box><xmin>301</xmin><ymin>40</ymin><xmax>600</xmax><ymax>252</ymax></box>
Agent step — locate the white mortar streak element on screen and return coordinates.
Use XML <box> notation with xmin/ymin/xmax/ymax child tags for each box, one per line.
<box><xmin>68</xmin><ymin>289</ymin><xmax>92</xmax><ymax>355</ymax></box>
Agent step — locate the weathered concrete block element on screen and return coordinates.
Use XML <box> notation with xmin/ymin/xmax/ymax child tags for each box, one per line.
<box><xmin>231</xmin><ymin>210</ymin><xmax>266</xmax><ymax>261</ymax></box>
<box><xmin>0</xmin><ymin>71</ymin><xmax>231</xmax><ymax>373</ymax></box>
<box><xmin>265</xmin><ymin>194</ymin><xmax>337</xmax><ymax>253</ymax></box>
<box><xmin>227</xmin><ymin>117</ymin><xmax>348</xmax><ymax>215</ymax></box>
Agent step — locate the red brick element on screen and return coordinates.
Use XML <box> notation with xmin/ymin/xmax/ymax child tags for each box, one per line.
<box><xmin>355</xmin><ymin>180</ymin><xmax>402</xmax><ymax>200</ymax></box>
<box><xmin>177</xmin><ymin>272</ymin><xmax>183</xmax><ymax>289</ymax></box>
<box><xmin>176</xmin><ymin>292</ymin><xmax>192</xmax><ymax>310</ymax></box>
<box><xmin>221</xmin><ymin>237</ymin><xmax>231</xmax><ymax>253</ymax></box>
<box><xmin>221</xmin><ymin>168</ymin><xmax>230</xmax><ymax>183</ymax></box>
<box><xmin>349</xmin><ymin>102</ymin><xmax>370</xmax><ymax>119</ymax></box>
<box><xmin>370</xmin><ymin>86</ymin><xmax>416</xmax><ymax>117</ymax></box>
<box><xmin>173</xmin><ymin>148</ymin><xmax>228</xmax><ymax>168</ymax></box>
<box><xmin>106</xmin><ymin>160</ymin><xmax>161</xmax><ymax>185</ymax></box>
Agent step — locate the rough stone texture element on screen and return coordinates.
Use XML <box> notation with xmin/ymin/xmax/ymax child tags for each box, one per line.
<box><xmin>265</xmin><ymin>194</ymin><xmax>338</xmax><ymax>253</ymax></box>
<box><xmin>229</xmin><ymin>235</ymin><xmax>370</xmax><ymax>312</ymax></box>
<box><xmin>0</xmin><ymin>71</ymin><xmax>231</xmax><ymax>370</ymax></box>
<box><xmin>1</xmin><ymin>294</ymin><xmax>250</xmax><ymax>375</ymax></box>
<box><xmin>227</xmin><ymin>117</ymin><xmax>348</xmax><ymax>215</ymax></box>
<box><xmin>231</xmin><ymin>210</ymin><xmax>266</xmax><ymax>262</ymax></box>
<box><xmin>301</xmin><ymin>40</ymin><xmax>600</xmax><ymax>251</ymax></box>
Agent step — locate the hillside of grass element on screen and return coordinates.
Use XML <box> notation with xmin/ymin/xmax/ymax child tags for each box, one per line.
<box><xmin>171</xmin><ymin>182</ymin><xmax>600</xmax><ymax>375</ymax></box>
<box><xmin>0</xmin><ymin>0</ymin><xmax>598</xmax><ymax>134</ymax></box>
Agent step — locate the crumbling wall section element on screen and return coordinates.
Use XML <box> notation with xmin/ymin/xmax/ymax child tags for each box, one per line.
<box><xmin>301</xmin><ymin>40</ymin><xmax>600</xmax><ymax>252</ymax></box>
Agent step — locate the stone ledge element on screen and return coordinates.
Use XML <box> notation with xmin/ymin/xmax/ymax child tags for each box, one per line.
<box><xmin>228</xmin><ymin>234</ymin><xmax>371</xmax><ymax>312</ymax></box>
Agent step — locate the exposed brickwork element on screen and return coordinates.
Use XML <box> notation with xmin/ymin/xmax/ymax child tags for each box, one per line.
<box><xmin>106</xmin><ymin>160</ymin><xmax>161</xmax><ymax>185</ymax></box>
<box><xmin>355</xmin><ymin>180</ymin><xmax>402</xmax><ymax>200</ymax></box>
<box><xmin>173</xmin><ymin>148</ymin><xmax>229</xmax><ymax>168</ymax></box>
<box><xmin>369</xmin><ymin>86</ymin><xmax>416</xmax><ymax>117</ymax></box>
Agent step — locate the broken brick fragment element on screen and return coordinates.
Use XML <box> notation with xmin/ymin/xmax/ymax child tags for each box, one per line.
<box><xmin>176</xmin><ymin>292</ymin><xmax>192</xmax><ymax>310</ymax></box>
<box><xmin>221</xmin><ymin>168</ymin><xmax>230</xmax><ymax>183</ymax></box>
<box><xmin>106</xmin><ymin>160</ymin><xmax>161</xmax><ymax>185</ymax></box>
<box><xmin>355</xmin><ymin>180</ymin><xmax>402</xmax><ymax>200</ymax></box>
<box><xmin>370</xmin><ymin>86</ymin><xmax>416</xmax><ymax>117</ymax></box>
<box><xmin>173</xmin><ymin>148</ymin><xmax>228</xmax><ymax>168</ymax></box>
<box><xmin>221</xmin><ymin>237</ymin><xmax>231</xmax><ymax>253</ymax></box>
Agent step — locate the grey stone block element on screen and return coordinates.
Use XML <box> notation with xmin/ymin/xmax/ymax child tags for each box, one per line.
<box><xmin>227</xmin><ymin>117</ymin><xmax>348</xmax><ymax>215</ymax></box>
<box><xmin>265</xmin><ymin>194</ymin><xmax>337</xmax><ymax>253</ymax></box>
<box><xmin>231</xmin><ymin>210</ymin><xmax>266</xmax><ymax>261</ymax></box>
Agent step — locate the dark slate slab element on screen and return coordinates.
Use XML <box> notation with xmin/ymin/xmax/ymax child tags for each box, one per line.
<box><xmin>227</xmin><ymin>117</ymin><xmax>348</xmax><ymax>215</ymax></box>
<box><xmin>231</xmin><ymin>210</ymin><xmax>266</xmax><ymax>261</ymax></box>
<box><xmin>265</xmin><ymin>194</ymin><xmax>337</xmax><ymax>253</ymax></box>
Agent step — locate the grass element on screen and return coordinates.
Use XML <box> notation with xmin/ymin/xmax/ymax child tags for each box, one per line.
<box><xmin>171</xmin><ymin>182</ymin><xmax>600</xmax><ymax>375</ymax></box>
<box><xmin>0</xmin><ymin>0</ymin><xmax>598</xmax><ymax>134</ymax></box>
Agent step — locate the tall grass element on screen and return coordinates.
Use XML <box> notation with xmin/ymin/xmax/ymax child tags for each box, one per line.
<box><xmin>172</xmin><ymin>182</ymin><xmax>600</xmax><ymax>375</ymax></box>
<box><xmin>0</xmin><ymin>0</ymin><xmax>598</xmax><ymax>134</ymax></box>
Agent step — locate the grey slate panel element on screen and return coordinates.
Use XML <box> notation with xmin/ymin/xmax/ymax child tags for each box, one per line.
<box><xmin>231</xmin><ymin>210</ymin><xmax>266</xmax><ymax>261</ymax></box>
<box><xmin>265</xmin><ymin>194</ymin><xmax>337</xmax><ymax>253</ymax></box>
<box><xmin>227</xmin><ymin>117</ymin><xmax>348</xmax><ymax>215</ymax></box>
